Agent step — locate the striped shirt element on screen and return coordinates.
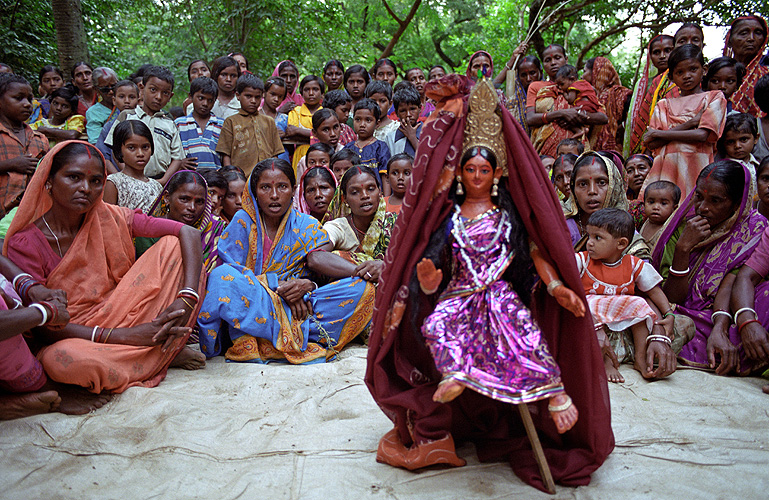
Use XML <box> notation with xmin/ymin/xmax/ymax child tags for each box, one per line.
<box><xmin>174</xmin><ymin>114</ymin><xmax>224</xmax><ymax>170</ymax></box>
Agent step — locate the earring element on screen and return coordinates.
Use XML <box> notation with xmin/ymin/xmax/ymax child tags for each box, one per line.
<box><xmin>491</xmin><ymin>178</ymin><xmax>499</xmax><ymax>197</ymax></box>
<box><xmin>455</xmin><ymin>175</ymin><xmax>464</xmax><ymax>195</ymax></box>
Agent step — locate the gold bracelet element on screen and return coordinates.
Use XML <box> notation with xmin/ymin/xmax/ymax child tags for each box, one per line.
<box><xmin>180</xmin><ymin>297</ymin><xmax>195</xmax><ymax>310</ymax></box>
<box><xmin>103</xmin><ymin>328</ymin><xmax>114</xmax><ymax>344</ymax></box>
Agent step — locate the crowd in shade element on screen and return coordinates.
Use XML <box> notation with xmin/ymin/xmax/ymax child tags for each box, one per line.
<box><xmin>1</xmin><ymin>14</ymin><xmax>768</xmax><ymax>492</ymax></box>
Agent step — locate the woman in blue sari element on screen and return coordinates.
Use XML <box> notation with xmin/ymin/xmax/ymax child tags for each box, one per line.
<box><xmin>198</xmin><ymin>158</ymin><xmax>377</xmax><ymax>364</ymax></box>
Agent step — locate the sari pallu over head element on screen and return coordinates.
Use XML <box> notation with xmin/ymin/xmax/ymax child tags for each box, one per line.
<box><xmin>724</xmin><ymin>16</ymin><xmax>769</xmax><ymax>117</ymax></box>
<box><xmin>365</xmin><ymin>75</ymin><xmax>613</xmax><ymax>491</ymax></box>
<box><xmin>591</xmin><ymin>57</ymin><xmax>632</xmax><ymax>152</ymax></box>
<box><xmin>272</xmin><ymin>60</ymin><xmax>304</xmax><ymax>108</ymax></box>
<box><xmin>146</xmin><ymin>170</ymin><xmax>226</xmax><ymax>271</ymax></box>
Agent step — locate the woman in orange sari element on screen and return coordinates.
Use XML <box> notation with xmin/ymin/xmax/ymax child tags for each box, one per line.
<box><xmin>3</xmin><ymin>140</ymin><xmax>205</xmax><ymax>394</ymax></box>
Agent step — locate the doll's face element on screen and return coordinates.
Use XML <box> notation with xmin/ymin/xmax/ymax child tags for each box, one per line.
<box><xmin>461</xmin><ymin>154</ymin><xmax>496</xmax><ymax>198</ymax></box>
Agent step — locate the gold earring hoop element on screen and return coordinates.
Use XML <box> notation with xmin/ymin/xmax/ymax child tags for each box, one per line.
<box><xmin>491</xmin><ymin>177</ymin><xmax>499</xmax><ymax>197</ymax></box>
<box><xmin>455</xmin><ymin>175</ymin><xmax>464</xmax><ymax>195</ymax></box>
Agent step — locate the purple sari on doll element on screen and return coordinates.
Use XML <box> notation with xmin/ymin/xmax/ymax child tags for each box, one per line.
<box><xmin>652</xmin><ymin>163</ymin><xmax>767</xmax><ymax>374</ymax></box>
<box><xmin>422</xmin><ymin>208</ymin><xmax>564</xmax><ymax>403</ymax></box>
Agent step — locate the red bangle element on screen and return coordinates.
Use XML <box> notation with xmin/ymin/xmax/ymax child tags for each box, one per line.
<box><xmin>738</xmin><ymin>319</ymin><xmax>760</xmax><ymax>333</ymax></box>
<box><xmin>543</xmin><ymin>112</ymin><xmax>549</xmax><ymax>124</ymax></box>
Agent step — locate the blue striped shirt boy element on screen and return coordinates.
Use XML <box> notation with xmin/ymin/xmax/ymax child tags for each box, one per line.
<box><xmin>174</xmin><ymin>113</ymin><xmax>225</xmax><ymax>170</ymax></box>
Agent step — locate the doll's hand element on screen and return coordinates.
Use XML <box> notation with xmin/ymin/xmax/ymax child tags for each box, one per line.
<box><xmin>416</xmin><ymin>258</ymin><xmax>442</xmax><ymax>295</ymax></box>
<box><xmin>552</xmin><ymin>285</ymin><xmax>585</xmax><ymax>317</ymax></box>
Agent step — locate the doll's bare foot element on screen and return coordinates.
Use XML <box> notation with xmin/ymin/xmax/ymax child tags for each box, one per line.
<box><xmin>0</xmin><ymin>391</ymin><xmax>61</xmax><ymax>420</ymax></box>
<box><xmin>604</xmin><ymin>354</ymin><xmax>625</xmax><ymax>383</ymax></box>
<box><xmin>432</xmin><ymin>379</ymin><xmax>465</xmax><ymax>403</ymax></box>
<box><xmin>549</xmin><ymin>393</ymin><xmax>578</xmax><ymax>434</ymax></box>
<box><xmin>170</xmin><ymin>346</ymin><xmax>206</xmax><ymax>370</ymax></box>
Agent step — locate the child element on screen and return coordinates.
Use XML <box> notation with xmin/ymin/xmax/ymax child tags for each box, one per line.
<box><xmin>260</xmin><ymin>77</ymin><xmax>288</xmax><ymax>137</ymax></box>
<box><xmin>104</xmin><ymin>120</ymin><xmax>163</xmax><ymax>213</ymax></box>
<box><xmin>640</xmin><ymin>181</ymin><xmax>680</xmax><ymax>252</ymax></box>
<box><xmin>294</xmin><ymin>143</ymin><xmax>335</xmax><ymax>211</ymax></box>
<box><xmin>321</xmin><ymin>90</ymin><xmax>356</xmax><ymax>145</ymax></box>
<box><xmin>330</xmin><ymin>148</ymin><xmax>360</xmax><ymax>181</ymax></box>
<box><xmin>643</xmin><ymin>45</ymin><xmax>727</xmax><ymax>197</ymax></box>
<box><xmin>718</xmin><ymin>113</ymin><xmax>759</xmax><ymax>186</ymax></box>
<box><xmin>286</xmin><ymin>75</ymin><xmax>325</xmax><ymax>172</ymax></box>
<box><xmin>201</xmin><ymin>169</ymin><xmax>228</xmax><ymax>216</ymax></box>
<box><xmin>0</xmin><ymin>74</ymin><xmax>49</xmax><ymax>221</ymax></box>
<box><xmin>371</xmin><ymin>58</ymin><xmax>397</xmax><ymax>87</ymax></box>
<box><xmin>36</xmin><ymin>65</ymin><xmax>64</xmax><ymax>119</ymax></box>
<box><xmin>388</xmin><ymin>87</ymin><xmax>422</xmax><ymax>156</ymax></box>
<box><xmin>105</xmin><ymin>66</ymin><xmax>185</xmax><ymax>179</ymax></box>
<box><xmin>296</xmin><ymin>109</ymin><xmax>342</xmax><ymax>182</ymax></box>
<box><xmin>182</xmin><ymin>59</ymin><xmax>211</xmax><ymax>111</ymax></box>
<box><xmin>323</xmin><ymin>59</ymin><xmax>345</xmax><ymax>92</ymax></box>
<box><xmin>405</xmin><ymin>67</ymin><xmax>435</xmax><ymax>118</ymax></box>
<box><xmin>365</xmin><ymin>81</ymin><xmax>399</xmax><ymax>145</ymax></box>
<box><xmin>384</xmin><ymin>153</ymin><xmax>413</xmax><ymax>214</ymax></box>
<box><xmin>96</xmin><ymin>80</ymin><xmax>139</xmax><ymax>170</ymax></box>
<box><xmin>207</xmin><ymin>56</ymin><xmax>241</xmax><ymax>119</ymax></box>
<box><xmin>220</xmin><ymin>167</ymin><xmax>246</xmax><ymax>223</ymax></box>
<box><xmin>755</xmin><ymin>157</ymin><xmax>769</xmax><ymax>219</ymax></box>
<box><xmin>556</xmin><ymin>138</ymin><xmax>584</xmax><ymax>157</ymax></box>
<box><xmin>702</xmin><ymin>57</ymin><xmax>746</xmax><ymax>113</ymax></box>
<box><xmin>576</xmin><ymin>208</ymin><xmax>675</xmax><ymax>383</ymax></box>
<box><xmin>216</xmin><ymin>74</ymin><xmax>284</xmax><ymax>178</ymax></box>
<box><xmin>343</xmin><ymin>98</ymin><xmax>389</xmax><ymax>188</ymax></box>
<box><xmin>555</xmin><ymin>65</ymin><xmax>600</xmax><ymax>112</ymax></box>
<box><xmin>31</xmin><ymin>85</ymin><xmax>86</xmax><ymax>147</ymax></box>
<box><xmin>343</xmin><ymin>65</ymin><xmax>370</xmax><ymax>114</ymax></box>
<box><xmin>551</xmin><ymin>153</ymin><xmax>576</xmax><ymax>201</ymax></box>
<box><xmin>175</xmin><ymin>76</ymin><xmax>225</xmax><ymax>172</ymax></box>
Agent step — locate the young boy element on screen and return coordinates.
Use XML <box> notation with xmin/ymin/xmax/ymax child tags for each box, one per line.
<box><xmin>0</xmin><ymin>74</ymin><xmax>49</xmax><ymax>222</ymax></box>
<box><xmin>555</xmin><ymin>65</ymin><xmax>600</xmax><ymax>112</ymax></box>
<box><xmin>717</xmin><ymin>112</ymin><xmax>759</xmax><ymax>184</ymax></box>
<box><xmin>343</xmin><ymin>98</ymin><xmax>389</xmax><ymax>187</ymax></box>
<box><xmin>175</xmin><ymin>77</ymin><xmax>225</xmax><ymax>172</ymax></box>
<box><xmin>105</xmin><ymin>66</ymin><xmax>185</xmax><ymax>178</ymax></box>
<box><xmin>365</xmin><ymin>81</ymin><xmax>399</xmax><ymax>145</ymax></box>
<box><xmin>321</xmin><ymin>90</ymin><xmax>356</xmax><ymax>145</ymax></box>
<box><xmin>201</xmin><ymin>169</ymin><xmax>228</xmax><ymax>215</ymax></box>
<box><xmin>640</xmin><ymin>181</ymin><xmax>680</xmax><ymax>252</ymax></box>
<box><xmin>330</xmin><ymin>148</ymin><xmax>360</xmax><ymax>181</ymax></box>
<box><xmin>556</xmin><ymin>138</ymin><xmax>584</xmax><ymax>157</ymax></box>
<box><xmin>96</xmin><ymin>80</ymin><xmax>139</xmax><ymax>171</ymax></box>
<box><xmin>577</xmin><ymin>208</ymin><xmax>675</xmax><ymax>384</ymax></box>
<box><xmin>216</xmin><ymin>74</ymin><xmax>284</xmax><ymax>177</ymax></box>
<box><xmin>384</xmin><ymin>153</ymin><xmax>413</xmax><ymax>214</ymax></box>
<box><xmin>388</xmin><ymin>87</ymin><xmax>422</xmax><ymax>156</ymax></box>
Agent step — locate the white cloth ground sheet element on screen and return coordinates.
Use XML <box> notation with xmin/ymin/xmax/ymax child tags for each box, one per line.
<box><xmin>1</xmin><ymin>345</ymin><xmax>767</xmax><ymax>499</ymax></box>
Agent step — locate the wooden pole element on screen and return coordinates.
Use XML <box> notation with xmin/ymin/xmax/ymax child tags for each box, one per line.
<box><xmin>517</xmin><ymin>403</ymin><xmax>556</xmax><ymax>495</ymax></box>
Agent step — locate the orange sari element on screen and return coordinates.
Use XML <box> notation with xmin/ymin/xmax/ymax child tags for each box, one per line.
<box><xmin>3</xmin><ymin>140</ymin><xmax>201</xmax><ymax>393</ymax></box>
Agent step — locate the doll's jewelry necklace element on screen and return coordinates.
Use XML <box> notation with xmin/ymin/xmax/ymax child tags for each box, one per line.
<box><xmin>452</xmin><ymin>207</ymin><xmax>507</xmax><ymax>253</ymax></box>
<box><xmin>41</xmin><ymin>215</ymin><xmax>63</xmax><ymax>257</ymax></box>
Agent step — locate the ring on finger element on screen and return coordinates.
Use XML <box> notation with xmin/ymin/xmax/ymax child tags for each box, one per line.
<box><xmin>365</xmin><ymin>272</ymin><xmax>372</xmax><ymax>278</ymax></box>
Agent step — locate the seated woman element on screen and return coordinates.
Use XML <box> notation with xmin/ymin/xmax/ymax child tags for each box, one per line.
<box><xmin>654</xmin><ymin>160</ymin><xmax>768</xmax><ymax>376</ymax></box>
<box><xmin>318</xmin><ymin>166</ymin><xmax>397</xmax><ymax>277</ymax></box>
<box><xmin>297</xmin><ymin>165</ymin><xmax>336</xmax><ymax>223</ymax></box>
<box><xmin>198</xmin><ymin>159</ymin><xmax>376</xmax><ymax>364</ymax></box>
<box><xmin>3</xmin><ymin>141</ymin><xmax>205</xmax><ymax>395</ymax></box>
<box><xmin>136</xmin><ymin>171</ymin><xmax>226</xmax><ymax>272</ymax></box>
<box><xmin>564</xmin><ymin>152</ymin><xmax>650</xmax><ymax>259</ymax></box>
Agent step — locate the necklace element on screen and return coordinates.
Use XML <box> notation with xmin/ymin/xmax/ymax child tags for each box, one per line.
<box><xmin>41</xmin><ymin>215</ymin><xmax>63</xmax><ymax>257</ymax></box>
<box><xmin>348</xmin><ymin>215</ymin><xmax>368</xmax><ymax>237</ymax></box>
<box><xmin>452</xmin><ymin>207</ymin><xmax>508</xmax><ymax>253</ymax></box>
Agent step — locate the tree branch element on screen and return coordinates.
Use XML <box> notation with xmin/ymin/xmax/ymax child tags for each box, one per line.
<box><xmin>380</xmin><ymin>0</ymin><xmax>422</xmax><ymax>58</ymax></box>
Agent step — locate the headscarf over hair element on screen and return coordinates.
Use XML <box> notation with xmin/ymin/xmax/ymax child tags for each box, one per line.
<box><xmin>591</xmin><ymin>57</ymin><xmax>632</xmax><ymax>152</ymax></box>
<box><xmin>271</xmin><ymin>60</ymin><xmax>304</xmax><ymax>108</ymax></box>
<box><xmin>365</xmin><ymin>77</ymin><xmax>613</xmax><ymax>491</ymax></box>
<box><xmin>465</xmin><ymin>51</ymin><xmax>494</xmax><ymax>80</ymax></box>
<box><xmin>723</xmin><ymin>16</ymin><xmax>769</xmax><ymax>117</ymax></box>
<box><xmin>297</xmin><ymin>165</ymin><xmax>337</xmax><ymax>220</ymax></box>
<box><xmin>563</xmin><ymin>151</ymin><xmax>629</xmax><ymax>218</ymax></box>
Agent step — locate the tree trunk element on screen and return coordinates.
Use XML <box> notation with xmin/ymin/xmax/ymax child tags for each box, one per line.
<box><xmin>50</xmin><ymin>0</ymin><xmax>89</xmax><ymax>78</ymax></box>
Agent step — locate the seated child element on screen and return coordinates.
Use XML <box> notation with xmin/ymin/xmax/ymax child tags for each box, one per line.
<box><xmin>216</xmin><ymin>74</ymin><xmax>284</xmax><ymax>177</ymax></box>
<box><xmin>220</xmin><ymin>166</ymin><xmax>246</xmax><ymax>223</ymax></box>
<box><xmin>556</xmin><ymin>137</ymin><xmax>584</xmax><ymax>157</ymax></box>
<box><xmin>365</xmin><ymin>80</ymin><xmax>399</xmax><ymax>145</ymax></box>
<box><xmin>31</xmin><ymin>85</ymin><xmax>86</xmax><ymax>146</ymax></box>
<box><xmin>717</xmin><ymin>113</ymin><xmax>759</xmax><ymax>188</ymax></box>
<box><xmin>175</xmin><ymin>76</ymin><xmax>225</xmax><ymax>171</ymax></box>
<box><xmin>201</xmin><ymin>169</ymin><xmax>228</xmax><ymax>216</ymax></box>
<box><xmin>384</xmin><ymin>153</ymin><xmax>413</xmax><ymax>214</ymax></box>
<box><xmin>96</xmin><ymin>80</ymin><xmax>139</xmax><ymax>170</ymax></box>
<box><xmin>343</xmin><ymin>98</ymin><xmax>389</xmax><ymax>187</ymax></box>
<box><xmin>388</xmin><ymin>87</ymin><xmax>422</xmax><ymax>156</ymax></box>
<box><xmin>294</xmin><ymin>143</ymin><xmax>334</xmax><ymax>211</ymax></box>
<box><xmin>321</xmin><ymin>90</ymin><xmax>356</xmax><ymax>145</ymax></box>
<box><xmin>640</xmin><ymin>181</ymin><xmax>680</xmax><ymax>253</ymax></box>
<box><xmin>104</xmin><ymin>120</ymin><xmax>163</xmax><ymax>213</ymax></box>
<box><xmin>756</xmin><ymin>157</ymin><xmax>769</xmax><ymax>220</ymax></box>
<box><xmin>702</xmin><ymin>57</ymin><xmax>745</xmax><ymax>114</ymax></box>
<box><xmin>577</xmin><ymin>208</ymin><xmax>675</xmax><ymax>383</ymax></box>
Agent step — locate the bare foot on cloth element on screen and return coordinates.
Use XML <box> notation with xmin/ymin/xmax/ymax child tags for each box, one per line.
<box><xmin>0</xmin><ymin>391</ymin><xmax>61</xmax><ymax>420</ymax></box>
<box><xmin>170</xmin><ymin>346</ymin><xmax>206</xmax><ymax>370</ymax></box>
<box><xmin>432</xmin><ymin>379</ymin><xmax>465</xmax><ymax>403</ymax></box>
<box><xmin>56</xmin><ymin>384</ymin><xmax>112</xmax><ymax>415</ymax></box>
<box><xmin>604</xmin><ymin>355</ymin><xmax>625</xmax><ymax>383</ymax></box>
<box><xmin>549</xmin><ymin>393</ymin><xmax>578</xmax><ymax>434</ymax></box>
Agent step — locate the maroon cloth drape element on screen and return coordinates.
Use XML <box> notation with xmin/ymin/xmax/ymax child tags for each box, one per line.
<box><xmin>365</xmin><ymin>74</ymin><xmax>614</xmax><ymax>491</ymax></box>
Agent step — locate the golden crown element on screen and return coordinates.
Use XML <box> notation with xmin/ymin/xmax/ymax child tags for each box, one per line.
<box><xmin>461</xmin><ymin>78</ymin><xmax>507</xmax><ymax>175</ymax></box>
